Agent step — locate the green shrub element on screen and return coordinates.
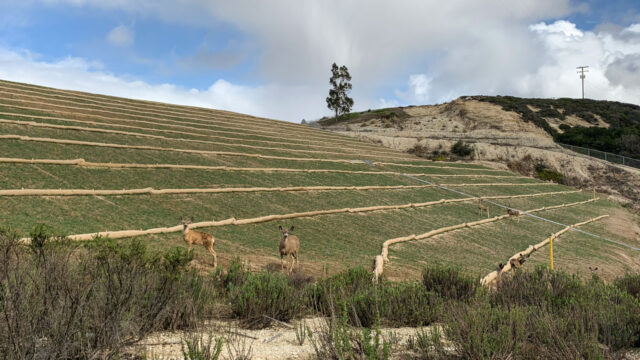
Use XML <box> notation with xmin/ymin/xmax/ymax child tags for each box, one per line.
<box><xmin>310</xmin><ymin>311</ymin><xmax>390</xmax><ymax>360</ymax></box>
<box><xmin>230</xmin><ymin>271</ymin><xmax>301</xmax><ymax>328</ymax></box>
<box><xmin>0</xmin><ymin>229</ymin><xmax>213</xmax><ymax>358</ymax></box>
<box><xmin>615</xmin><ymin>273</ymin><xmax>640</xmax><ymax>301</ymax></box>
<box><xmin>181</xmin><ymin>332</ymin><xmax>224</xmax><ymax>360</ymax></box>
<box><xmin>492</xmin><ymin>267</ymin><xmax>640</xmax><ymax>350</ymax></box>
<box><xmin>422</xmin><ymin>265</ymin><xmax>478</xmax><ymax>302</ymax></box>
<box><xmin>223</xmin><ymin>257</ymin><xmax>248</xmax><ymax>292</ymax></box>
<box><xmin>444</xmin><ymin>303</ymin><xmax>603</xmax><ymax>360</ymax></box>
<box><xmin>309</xmin><ymin>267</ymin><xmax>440</xmax><ymax>327</ymax></box>
<box><xmin>381</xmin><ymin>281</ymin><xmax>440</xmax><ymax>326</ymax></box>
<box><xmin>451</xmin><ymin>140</ymin><xmax>473</xmax><ymax>157</ymax></box>
<box><xmin>534</xmin><ymin>162</ymin><xmax>564</xmax><ymax>183</ymax></box>
<box><xmin>445</xmin><ymin>303</ymin><xmax>529</xmax><ymax>359</ymax></box>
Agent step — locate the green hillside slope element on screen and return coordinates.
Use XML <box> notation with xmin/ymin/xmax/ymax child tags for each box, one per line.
<box><xmin>0</xmin><ymin>80</ymin><xmax>637</xmax><ymax>280</ymax></box>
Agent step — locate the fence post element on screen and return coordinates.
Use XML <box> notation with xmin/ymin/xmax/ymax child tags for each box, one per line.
<box><xmin>549</xmin><ymin>236</ymin><xmax>554</xmax><ymax>271</ymax></box>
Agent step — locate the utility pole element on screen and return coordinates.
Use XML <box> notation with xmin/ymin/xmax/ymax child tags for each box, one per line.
<box><xmin>577</xmin><ymin>66</ymin><xmax>589</xmax><ymax>99</ymax></box>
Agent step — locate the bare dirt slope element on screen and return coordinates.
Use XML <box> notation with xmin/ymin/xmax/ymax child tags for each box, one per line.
<box><xmin>325</xmin><ymin>98</ymin><xmax>640</xmax><ymax>210</ymax></box>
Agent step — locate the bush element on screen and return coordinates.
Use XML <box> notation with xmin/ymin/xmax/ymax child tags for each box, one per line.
<box><xmin>444</xmin><ymin>303</ymin><xmax>603</xmax><ymax>360</ymax></box>
<box><xmin>534</xmin><ymin>161</ymin><xmax>564</xmax><ymax>183</ymax></box>
<box><xmin>450</xmin><ymin>140</ymin><xmax>473</xmax><ymax>158</ymax></box>
<box><xmin>491</xmin><ymin>267</ymin><xmax>640</xmax><ymax>351</ymax></box>
<box><xmin>309</xmin><ymin>267</ymin><xmax>440</xmax><ymax>327</ymax></box>
<box><xmin>422</xmin><ymin>265</ymin><xmax>478</xmax><ymax>302</ymax></box>
<box><xmin>0</xmin><ymin>229</ymin><xmax>213</xmax><ymax>358</ymax></box>
<box><xmin>407</xmin><ymin>143</ymin><xmax>429</xmax><ymax>158</ymax></box>
<box><xmin>181</xmin><ymin>332</ymin><xmax>224</xmax><ymax>360</ymax></box>
<box><xmin>615</xmin><ymin>273</ymin><xmax>640</xmax><ymax>301</ymax></box>
<box><xmin>310</xmin><ymin>311</ymin><xmax>390</xmax><ymax>360</ymax></box>
<box><xmin>223</xmin><ymin>257</ymin><xmax>249</xmax><ymax>292</ymax></box>
<box><xmin>229</xmin><ymin>271</ymin><xmax>301</xmax><ymax>329</ymax></box>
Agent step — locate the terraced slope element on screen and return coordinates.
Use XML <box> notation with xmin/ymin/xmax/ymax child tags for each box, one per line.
<box><xmin>0</xmin><ymin>79</ymin><xmax>637</xmax><ymax>280</ymax></box>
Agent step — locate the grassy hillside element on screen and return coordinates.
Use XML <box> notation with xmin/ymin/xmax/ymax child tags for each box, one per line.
<box><xmin>0</xmin><ymin>79</ymin><xmax>637</xmax><ymax>280</ymax></box>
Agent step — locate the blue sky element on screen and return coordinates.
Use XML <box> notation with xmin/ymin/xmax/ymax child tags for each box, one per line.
<box><xmin>0</xmin><ymin>1</ymin><xmax>639</xmax><ymax>121</ymax></box>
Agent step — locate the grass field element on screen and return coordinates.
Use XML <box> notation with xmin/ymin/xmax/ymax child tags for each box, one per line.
<box><xmin>0</xmin><ymin>79</ymin><xmax>638</xmax><ymax>281</ymax></box>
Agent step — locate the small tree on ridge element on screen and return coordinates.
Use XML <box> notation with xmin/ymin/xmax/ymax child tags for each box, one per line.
<box><xmin>326</xmin><ymin>63</ymin><xmax>354</xmax><ymax>120</ymax></box>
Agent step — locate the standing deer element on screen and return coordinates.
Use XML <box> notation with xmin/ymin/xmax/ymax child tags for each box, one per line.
<box><xmin>180</xmin><ymin>217</ymin><xmax>217</xmax><ymax>267</ymax></box>
<box><xmin>278</xmin><ymin>225</ymin><xmax>300</xmax><ymax>273</ymax></box>
<box><xmin>477</xmin><ymin>200</ymin><xmax>490</xmax><ymax>218</ymax></box>
<box><xmin>507</xmin><ymin>208</ymin><xmax>520</xmax><ymax>223</ymax></box>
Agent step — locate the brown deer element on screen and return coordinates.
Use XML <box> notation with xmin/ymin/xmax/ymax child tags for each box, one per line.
<box><xmin>477</xmin><ymin>200</ymin><xmax>490</xmax><ymax>218</ymax></box>
<box><xmin>278</xmin><ymin>225</ymin><xmax>300</xmax><ymax>273</ymax></box>
<box><xmin>509</xmin><ymin>253</ymin><xmax>528</xmax><ymax>268</ymax></box>
<box><xmin>180</xmin><ymin>217</ymin><xmax>217</xmax><ymax>267</ymax></box>
<box><xmin>507</xmin><ymin>208</ymin><xmax>520</xmax><ymax>223</ymax></box>
<box><xmin>372</xmin><ymin>255</ymin><xmax>384</xmax><ymax>283</ymax></box>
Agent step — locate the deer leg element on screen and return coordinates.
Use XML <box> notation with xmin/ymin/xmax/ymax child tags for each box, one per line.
<box><xmin>281</xmin><ymin>255</ymin><xmax>284</xmax><ymax>271</ymax></box>
<box><xmin>207</xmin><ymin>246</ymin><xmax>217</xmax><ymax>267</ymax></box>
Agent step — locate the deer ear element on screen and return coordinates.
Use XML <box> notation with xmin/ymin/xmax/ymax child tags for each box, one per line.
<box><xmin>279</xmin><ymin>225</ymin><xmax>283</xmax><ymax>231</ymax></box>
<box><xmin>289</xmin><ymin>226</ymin><xmax>295</xmax><ymax>232</ymax></box>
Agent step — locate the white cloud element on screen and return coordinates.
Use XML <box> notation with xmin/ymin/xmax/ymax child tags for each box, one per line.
<box><xmin>107</xmin><ymin>25</ymin><xmax>134</xmax><ymax>47</ymax></box>
<box><xmin>6</xmin><ymin>1</ymin><xmax>640</xmax><ymax>122</ymax></box>
<box><xmin>0</xmin><ymin>46</ymin><xmax>319</xmax><ymax>121</ymax></box>
<box><xmin>529</xmin><ymin>20</ymin><xmax>583</xmax><ymax>37</ymax></box>
<box><xmin>395</xmin><ymin>74</ymin><xmax>432</xmax><ymax>104</ymax></box>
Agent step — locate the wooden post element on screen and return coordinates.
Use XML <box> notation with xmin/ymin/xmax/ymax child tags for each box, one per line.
<box><xmin>593</xmin><ymin>189</ymin><xmax>596</xmax><ymax>200</ymax></box>
<box><xmin>549</xmin><ymin>236</ymin><xmax>554</xmax><ymax>271</ymax></box>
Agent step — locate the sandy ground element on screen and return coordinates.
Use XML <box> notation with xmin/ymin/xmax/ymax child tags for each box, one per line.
<box><xmin>127</xmin><ymin>318</ymin><xmax>429</xmax><ymax>360</ymax></box>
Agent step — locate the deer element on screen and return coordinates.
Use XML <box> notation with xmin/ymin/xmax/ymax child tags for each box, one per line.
<box><xmin>509</xmin><ymin>253</ymin><xmax>529</xmax><ymax>269</ymax></box>
<box><xmin>507</xmin><ymin>208</ymin><xmax>520</xmax><ymax>223</ymax></box>
<box><xmin>477</xmin><ymin>200</ymin><xmax>490</xmax><ymax>218</ymax></box>
<box><xmin>278</xmin><ymin>225</ymin><xmax>300</xmax><ymax>273</ymax></box>
<box><xmin>372</xmin><ymin>255</ymin><xmax>384</xmax><ymax>283</ymax></box>
<box><xmin>180</xmin><ymin>217</ymin><xmax>217</xmax><ymax>267</ymax></box>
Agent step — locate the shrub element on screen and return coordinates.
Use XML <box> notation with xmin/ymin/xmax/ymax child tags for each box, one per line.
<box><xmin>534</xmin><ymin>161</ymin><xmax>564</xmax><ymax>183</ymax></box>
<box><xmin>492</xmin><ymin>267</ymin><xmax>640</xmax><ymax>351</ymax></box>
<box><xmin>615</xmin><ymin>273</ymin><xmax>640</xmax><ymax>301</ymax></box>
<box><xmin>229</xmin><ymin>271</ymin><xmax>301</xmax><ymax>329</ymax></box>
<box><xmin>450</xmin><ymin>140</ymin><xmax>473</xmax><ymax>158</ymax></box>
<box><xmin>444</xmin><ymin>303</ymin><xmax>529</xmax><ymax>360</ymax></box>
<box><xmin>407</xmin><ymin>143</ymin><xmax>429</xmax><ymax>158</ymax></box>
<box><xmin>444</xmin><ymin>303</ymin><xmax>603</xmax><ymax>360</ymax></box>
<box><xmin>181</xmin><ymin>332</ymin><xmax>224</xmax><ymax>360</ymax></box>
<box><xmin>422</xmin><ymin>265</ymin><xmax>478</xmax><ymax>302</ymax></box>
<box><xmin>0</xmin><ymin>229</ymin><xmax>213</xmax><ymax>358</ymax></box>
<box><xmin>309</xmin><ymin>267</ymin><xmax>440</xmax><ymax>327</ymax></box>
<box><xmin>309</xmin><ymin>311</ymin><xmax>390</xmax><ymax>360</ymax></box>
<box><xmin>223</xmin><ymin>257</ymin><xmax>249</xmax><ymax>292</ymax></box>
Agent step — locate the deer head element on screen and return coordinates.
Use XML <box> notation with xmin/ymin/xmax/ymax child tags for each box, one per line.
<box><xmin>279</xmin><ymin>225</ymin><xmax>294</xmax><ymax>239</ymax></box>
<box><xmin>180</xmin><ymin>216</ymin><xmax>194</xmax><ymax>231</ymax></box>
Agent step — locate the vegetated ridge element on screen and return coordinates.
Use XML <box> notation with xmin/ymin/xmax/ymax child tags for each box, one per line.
<box><xmin>319</xmin><ymin>96</ymin><xmax>640</xmax><ymax>212</ymax></box>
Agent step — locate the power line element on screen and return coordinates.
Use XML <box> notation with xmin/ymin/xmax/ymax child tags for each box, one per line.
<box><xmin>577</xmin><ymin>66</ymin><xmax>589</xmax><ymax>99</ymax></box>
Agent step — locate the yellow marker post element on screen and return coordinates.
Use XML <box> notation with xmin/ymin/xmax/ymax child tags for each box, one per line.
<box><xmin>549</xmin><ymin>236</ymin><xmax>554</xmax><ymax>270</ymax></box>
